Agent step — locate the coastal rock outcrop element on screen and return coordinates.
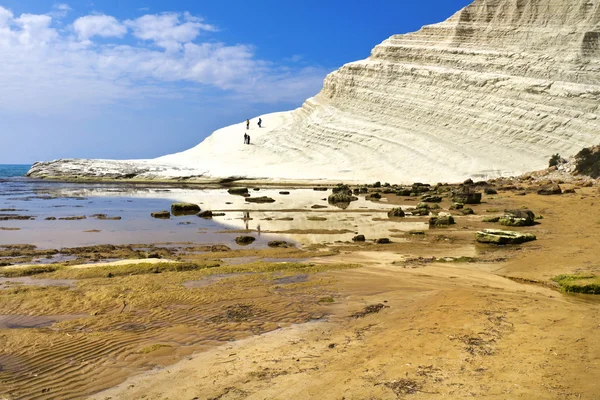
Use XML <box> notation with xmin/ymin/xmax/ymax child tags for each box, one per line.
<box><xmin>27</xmin><ymin>0</ymin><xmax>600</xmax><ymax>183</ymax></box>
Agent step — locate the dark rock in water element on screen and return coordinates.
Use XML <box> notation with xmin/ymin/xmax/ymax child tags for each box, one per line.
<box><xmin>151</xmin><ymin>211</ymin><xmax>171</xmax><ymax>219</ymax></box>
<box><xmin>353</xmin><ymin>188</ymin><xmax>360</xmax><ymax>194</ymax></box>
<box><xmin>484</xmin><ymin>188</ymin><xmax>498</xmax><ymax>195</ymax></box>
<box><xmin>45</xmin><ymin>217</ymin><xmax>57</xmax><ymax>220</ymax></box>
<box><xmin>59</xmin><ymin>216</ymin><xmax>86</xmax><ymax>220</ymax></box>
<box><xmin>171</xmin><ymin>202</ymin><xmax>201</xmax><ymax>215</ymax></box>
<box><xmin>311</xmin><ymin>204</ymin><xmax>328</xmax><ymax>209</ymax></box>
<box><xmin>476</xmin><ymin>229</ymin><xmax>536</xmax><ymax>245</ymax></box>
<box><xmin>367</xmin><ymin>193</ymin><xmax>382</xmax><ymax>200</ymax></box>
<box><xmin>429</xmin><ymin>214</ymin><xmax>455</xmax><ymax>227</ymax></box>
<box><xmin>245</xmin><ymin>196</ymin><xmax>276</xmax><ymax>203</ymax></box>
<box><xmin>228</xmin><ymin>187</ymin><xmax>249</xmax><ymax>195</ymax></box>
<box><xmin>387</xmin><ymin>208</ymin><xmax>405</xmax><ymax>218</ymax></box>
<box><xmin>0</xmin><ymin>214</ymin><xmax>34</xmax><ymax>221</ymax></box>
<box><xmin>279</xmin><ymin>191</ymin><xmax>290</xmax><ymax>195</ymax></box>
<box><xmin>235</xmin><ymin>236</ymin><xmax>256</xmax><ymax>245</ymax></box>
<box><xmin>328</xmin><ymin>193</ymin><xmax>358</xmax><ymax>204</ymax></box>
<box><xmin>410</xmin><ymin>207</ymin><xmax>430</xmax><ymax>216</ymax></box>
<box><xmin>452</xmin><ymin>188</ymin><xmax>482</xmax><ymax>204</ymax></box>
<box><xmin>375</xmin><ymin>238</ymin><xmax>391</xmax><ymax>244</ymax></box>
<box><xmin>212</xmin><ymin>212</ymin><xmax>226</xmax><ymax>216</ymax></box>
<box><xmin>332</xmin><ymin>184</ymin><xmax>352</xmax><ymax>196</ymax></box>
<box><xmin>268</xmin><ymin>240</ymin><xmax>294</xmax><ymax>248</ymax></box>
<box><xmin>537</xmin><ymin>184</ymin><xmax>562</xmax><ymax>195</ymax></box>
<box><xmin>352</xmin><ymin>234</ymin><xmax>366</xmax><ymax>242</ymax></box>
<box><xmin>359</xmin><ymin>187</ymin><xmax>369</xmax><ymax>194</ymax></box>
<box><xmin>421</xmin><ymin>195</ymin><xmax>442</xmax><ymax>203</ymax></box>
<box><xmin>253</xmin><ymin>188</ymin><xmax>260</xmax><ymax>191</ymax></box>
<box><xmin>313</xmin><ymin>187</ymin><xmax>329</xmax><ymax>191</ymax></box>
<box><xmin>461</xmin><ymin>208</ymin><xmax>475</xmax><ymax>215</ymax></box>
<box><xmin>198</xmin><ymin>210</ymin><xmax>213</xmax><ymax>218</ymax></box>
<box><xmin>211</xmin><ymin>244</ymin><xmax>231</xmax><ymax>252</ymax></box>
<box><xmin>499</xmin><ymin>209</ymin><xmax>535</xmax><ymax>226</ymax></box>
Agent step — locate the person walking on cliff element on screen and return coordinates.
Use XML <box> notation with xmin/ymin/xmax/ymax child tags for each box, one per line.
<box><xmin>257</xmin><ymin>118</ymin><xmax>262</xmax><ymax>128</ymax></box>
<box><xmin>246</xmin><ymin>119</ymin><xmax>250</xmax><ymax>130</ymax></box>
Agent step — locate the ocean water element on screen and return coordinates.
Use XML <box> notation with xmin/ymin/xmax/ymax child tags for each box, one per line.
<box><xmin>0</xmin><ymin>164</ymin><xmax>30</xmax><ymax>178</ymax></box>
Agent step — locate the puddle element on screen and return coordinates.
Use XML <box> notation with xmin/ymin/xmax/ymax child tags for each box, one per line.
<box><xmin>183</xmin><ymin>273</ymin><xmax>252</xmax><ymax>288</ymax></box>
<box><xmin>0</xmin><ymin>277</ymin><xmax>76</xmax><ymax>290</ymax></box>
<box><xmin>272</xmin><ymin>274</ymin><xmax>309</xmax><ymax>285</ymax></box>
<box><xmin>0</xmin><ymin>314</ymin><xmax>87</xmax><ymax>329</ymax></box>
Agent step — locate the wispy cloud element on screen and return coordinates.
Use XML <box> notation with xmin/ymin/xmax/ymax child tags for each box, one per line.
<box><xmin>0</xmin><ymin>5</ymin><xmax>329</xmax><ymax>116</ymax></box>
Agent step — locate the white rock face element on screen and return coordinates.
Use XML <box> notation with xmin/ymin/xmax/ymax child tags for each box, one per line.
<box><xmin>28</xmin><ymin>0</ymin><xmax>600</xmax><ymax>184</ymax></box>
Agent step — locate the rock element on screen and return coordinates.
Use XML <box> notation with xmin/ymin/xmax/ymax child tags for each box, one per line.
<box><xmin>279</xmin><ymin>191</ymin><xmax>290</xmax><ymax>195</ymax></box>
<box><xmin>268</xmin><ymin>241</ymin><xmax>294</xmax><ymax>248</ymax></box>
<box><xmin>537</xmin><ymin>185</ymin><xmax>562</xmax><ymax>195</ymax></box>
<box><xmin>359</xmin><ymin>187</ymin><xmax>369</xmax><ymax>193</ymax></box>
<box><xmin>408</xmin><ymin>230</ymin><xmax>426</xmax><ymax>235</ymax></box>
<box><xmin>45</xmin><ymin>217</ymin><xmax>57</xmax><ymax>220</ymax></box>
<box><xmin>499</xmin><ymin>209</ymin><xmax>535</xmax><ymax>227</ymax></box>
<box><xmin>449</xmin><ymin>203</ymin><xmax>464</xmax><ymax>210</ymax></box>
<box><xmin>366</xmin><ymin>193</ymin><xmax>382</xmax><ymax>200</ymax></box>
<box><xmin>198</xmin><ymin>210</ymin><xmax>213</xmax><ymax>218</ymax></box>
<box><xmin>328</xmin><ymin>193</ymin><xmax>358</xmax><ymax>204</ymax></box>
<box><xmin>373</xmin><ymin>182</ymin><xmax>381</xmax><ymax>188</ymax></box>
<box><xmin>395</xmin><ymin>189</ymin><xmax>412</xmax><ymax>196</ymax></box>
<box><xmin>313</xmin><ymin>187</ymin><xmax>329</xmax><ymax>191</ymax></box>
<box><xmin>476</xmin><ymin>229</ymin><xmax>536</xmax><ymax>245</ymax></box>
<box><xmin>463</xmin><ymin>178</ymin><xmax>474</xmax><ymax>185</ymax></box>
<box><xmin>484</xmin><ymin>188</ymin><xmax>498</xmax><ymax>195</ymax></box>
<box><xmin>421</xmin><ymin>195</ymin><xmax>442</xmax><ymax>203</ymax></box>
<box><xmin>461</xmin><ymin>208</ymin><xmax>475</xmax><ymax>215</ymax></box>
<box><xmin>235</xmin><ymin>236</ymin><xmax>256</xmax><ymax>245</ymax></box>
<box><xmin>352</xmin><ymin>235</ymin><xmax>366</xmax><ymax>242</ymax></box>
<box><xmin>375</xmin><ymin>238</ymin><xmax>391</xmax><ymax>244</ymax></box>
<box><xmin>151</xmin><ymin>211</ymin><xmax>170</xmax><ymax>219</ymax></box>
<box><xmin>311</xmin><ymin>205</ymin><xmax>328</xmax><ymax>209</ymax></box>
<box><xmin>483</xmin><ymin>216</ymin><xmax>500</xmax><ymax>223</ymax></box>
<box><xmin>387</xmin><ymin>208</ymin><xmax>405</xmax><ymax>218</ymax></box>
<box><xmin>211</xmin><ymin>245</ymin><xmax>231</xmax><ymax>252</ymax></box>
<box><xmin>452</xmin><ymin>189</ymin><xmax>482</xmax><ymax>204</ymax></box>
<box><xmin>253</xmin><ymin>188</ymin><xmax>260</xmax><ymax>191</ymax></box>
<box><xmin>429</xmin><ymin>214</ymin><xmax>455</xmax><ymax>227</ymax></box>
<box><xmin>245</xmin><ymin>196</ymin><xmax>276</xmax><ymax>203</ymax></box>
<box><xmin>574</xmin><ymin>145</ymin><xmax>600</xmax><ymax>179</ymax></box>
<box><xmin>171</xmin><ymin>202</ymin><xmax>201</xmax><ymax>215</ymax></box>
<box><xmin>228</xmin><ymin>188</ymin><xmax>249</xmax><ymax>195</ymax></box>
<box><xmin>332</xmin><ymin>184</ymin><xmax>352</xmax><ymax>195</ymax></box>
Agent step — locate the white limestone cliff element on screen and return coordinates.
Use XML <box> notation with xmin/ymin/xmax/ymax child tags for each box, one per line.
<box><xmin>28</xmin><ymin>0</ymin><xmax>600</xmax><ymax>184</ymax></box>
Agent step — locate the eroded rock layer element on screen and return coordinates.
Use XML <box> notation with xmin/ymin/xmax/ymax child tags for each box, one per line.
<box><xmin>28</xmin><ymin>0</ymin><xmax>600</xmax><ymax>183</ymax></box>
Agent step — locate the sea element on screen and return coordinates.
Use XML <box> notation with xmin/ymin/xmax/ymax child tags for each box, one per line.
<box><xmin>0</xmin><ymin>164</ymin><xmax>412</xmax><ymax>251</ymax></box>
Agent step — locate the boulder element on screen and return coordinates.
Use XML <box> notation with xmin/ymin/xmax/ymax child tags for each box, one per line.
<box><xmin>171</xmin><ymin>202</ymin><xmax>201</xmax><ymax>215</ymax></box>
<box><xmin>499</xmin><ymin>209</ymin><xmax>535</xmax><ymax>227</ymax></box>
<box><xmin>151</xmin><ymin>210</ymin><xmax>170</xmax><ymax>219</ymax></box>
<box><xmin>395</xmin><ymin>188</ymin><xmax>412</xmax><ymax>196</ymax></box>
<box><xmin>245</xmin><ymin>196</ymin><xmax>276</xmax><ymax>203</ymax></box>
<box><xmin>476</xmin><ymin>229</ymin><xmax>536</xmax><ymax>245</ymax></box>
<box><xmin>461</xmin><ymin>208</ymin><xmax>475</xmax><ymax>215</ymax></box>
<box><xmin>198</xmin><ymin>210</ymin><xmax>213</xmax><ymax>218</ymax></box>
<box><xmin>387</xmin><ymin>208</ymin><xmax>405</xmax><ymax>218</ymax></box>
<box><xmin>421</xmin><ymin>195</ymin><xmax>442</xmax><ymax>203</ymax></box>
<box><xmin>328</xmin><ymin>193</ymin><xmax>358</xmax><ymax>204</ymax></box>
<box><xmin>375</xmin><ymin>238</ymin><xmax>391</xmax><ymax>244</ymax></box>
<box><xmin>537</xmin><ymin>185</ymin><xmax>562</xmax><ymax>195</ymax></box>
<box><xmin>352</xmin><ymin>235</ymin><xmax>366</xmax><ymax>242</ymax></box>
<box><xmin>268</xmin><ymin>240</ymin><xmax>294</xmax><ymax>248</ymax></box>
<box><xmin>452</xmin><ymin>190</ymin><xmax>482</xmax><ymax>204</ymax></box>
<box><xmin>484</xmin><ymin>188</ymin><xmax>498</xmax><ymax>195</ymax></box>
<box><xmin>367</xmin><ymin>193</ymin><xmax>382</xmax><ymax>200</ymax></box>
<box><xmin>482</xmin><ymin>216</ymin><xmax>500</xmax><ymax>223</ymax></box>
<box><xmin>228</xmin><ymin>187</ymin><xmax>249</xmax><ymax>195</ymax></box>
<box><xmin>235</xmin><ymin>236</ymin><xmax>256</xmax><ymax>245</ymax></box>
<box><xmin>332</xmin><ymin>184</ymin><xmax>352</xmax><ymax>195</ymax></box>
<box><xmin>449</xmin><ymin>203</ymin><xmax>464</xmax><ymax>210</ymax></box>
<box><xmin>279</xmin><ymin>191</ymin><xmax>290</xmax><ymax>195</ymax></box>
<box><xmin>429</xmin><ymin>214</ymin><xmax>455</xmax><ymax>227</ymax></box>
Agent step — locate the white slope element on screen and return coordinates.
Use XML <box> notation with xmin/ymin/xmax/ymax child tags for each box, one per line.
<box><xmin>28</xmin><ymin>0</ymin><xmax>600</xmax><ymax>184</ymax></box>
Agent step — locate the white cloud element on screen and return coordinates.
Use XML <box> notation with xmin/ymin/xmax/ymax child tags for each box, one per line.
<box><xmin>0</xmin><ymin>5</ymin><xmax>329</xmax><ymax>117</ymax></box>
<box><xmin>50</xmin><ymin>3</ymin><xmax>72</xmax><ymax>18</ymax></box>
<box><xmin>125</xmin><ymin>12</ymin><xmax>216</xmax><ymax>51</ymax></box>
<box><xmin>73</xmin><ymin>15</ymin><xmax>127</xmax><ymax>40</ymax></box>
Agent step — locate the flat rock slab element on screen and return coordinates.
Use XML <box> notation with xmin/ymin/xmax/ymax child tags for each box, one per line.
<box><xmin>476</xmin><ymin>229</ymin><xmax>536</xmax><ymax>245</ymax></box>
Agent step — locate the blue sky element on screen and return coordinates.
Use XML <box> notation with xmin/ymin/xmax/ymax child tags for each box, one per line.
<box><xmin>0</xmin><ymin>0</ymin><xmax>472</xmax><ymax>164</ymax></box>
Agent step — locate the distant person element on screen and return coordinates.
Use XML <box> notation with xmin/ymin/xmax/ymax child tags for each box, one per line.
<box><xmin>257</xmin><ymin>118</ymin><xmax>262</xmax><ymax>128</ymax></box>
<box><xmin>244</xmin><ymin>133</ymin><xmax>248</xmax><ymax>144</ymax></box>
<box><xmin>247</xmin><ymin>134</ymin><xmax>251</xmax><ymax>145</ymax></box>
<box><xmin>246</xmin><ymin>119</ymin><xmax>250</xmax><ymax>130</ymax></box>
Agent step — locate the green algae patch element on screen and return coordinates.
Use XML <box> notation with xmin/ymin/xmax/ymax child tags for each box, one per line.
<box><xmin>552</xmin><ymin>274</ymin><xmax>600</xmax><ymax>295</ymax></box>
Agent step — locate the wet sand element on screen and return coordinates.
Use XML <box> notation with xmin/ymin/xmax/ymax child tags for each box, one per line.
<box><xmin>1</xmin><ymin>183</ymin><xmax>599</xmax><ymax>399</ymax></box>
